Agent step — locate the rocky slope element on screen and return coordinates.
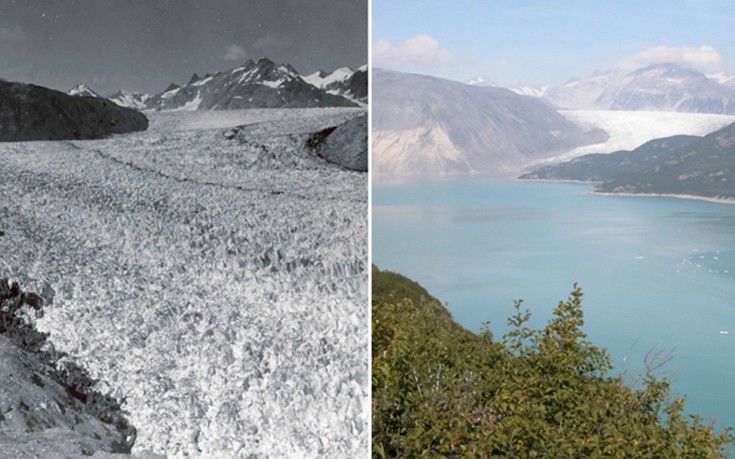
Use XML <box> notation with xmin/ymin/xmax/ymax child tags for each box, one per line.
<box><xmin>373</xmin><ymin>69</ymin><xmax>607</xmax><ymax>177</ymax></box>
<box><xmin>0</xmin><ymin>279</ymin><xmax>141</xmax><ymax>458</ymax></box>
<box><xmin>0</xmin><ymin>81</ymin><xmax>148</xmax><ymax>141</ymax></box>
<box><xmin>315</xmin><ymin>113</ymin><xmax>368</xmax><ymax>171</ymax></box>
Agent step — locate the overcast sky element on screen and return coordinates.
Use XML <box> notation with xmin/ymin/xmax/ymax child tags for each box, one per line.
<box><xmin>1</xmin><ymin>0</ymin><xmax>367</xmax><ymax>95</ymax></box>
<box><xmin>373</xmin><ymin>0</ymin><xmax>735</xmax><ymax>86</ymax></box>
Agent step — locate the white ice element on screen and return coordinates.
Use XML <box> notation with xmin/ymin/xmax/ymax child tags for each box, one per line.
<box><xmin>0</xmin><ymin>108</ymin><xmax>368</xmax><ymax>458</ymax></box>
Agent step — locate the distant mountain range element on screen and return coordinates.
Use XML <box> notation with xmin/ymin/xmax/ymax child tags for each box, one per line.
<box><xmin>373</xmin><ymin>69</ymin><xmax>607</xmax><ymax>177</ymax></box>
<box><xmin>520</xmin><ymin>122</ymin><xmax>735</xmax><ymax>200</ymax></box>
<box><xmin>483</xmin><ymin>63</ymin><xmax>735</xmax><ymax>115</ymax></box>
<box><xmin>66</xmin><ymin>58</ymin><xmax>367</xmax><ymax>111</ymax></box>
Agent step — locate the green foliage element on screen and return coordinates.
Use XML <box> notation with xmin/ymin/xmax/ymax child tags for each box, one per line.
<box><xmin>372</xmin><ymin>267</ymin><xmax>733</xmax><ymax>458</ymax></box>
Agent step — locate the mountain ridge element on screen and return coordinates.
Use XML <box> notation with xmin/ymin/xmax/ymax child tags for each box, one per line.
<box><xmin>373</xmin><ymin>68</ymin><xmax>607</xmax><ymax>177</ymax></box>
<box><xmin>520</xmin><ymin>122</ymin><xmax>735</xmax><ymax>200</ymax></box>
<box><xmin>97</xmin><ymin>58</ymin><xmax>367</xmax><ymax>111</ymax></box>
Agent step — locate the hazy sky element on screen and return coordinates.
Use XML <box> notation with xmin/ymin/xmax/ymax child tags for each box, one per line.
<box><xmin>373</xmin><ymin>0</ymin><xmax>735</xmax><ymax>86</ymax></box>
<box><xmin>1</xmin><ymin>0</ymin><xmax>367</xmax><ymax>95</ymax></box>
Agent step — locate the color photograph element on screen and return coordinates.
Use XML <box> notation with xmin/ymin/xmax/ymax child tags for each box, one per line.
<box><xmin>372</xmin><ymin>0</ymin><xmax>735</xmax><ymax>457</ymax></box>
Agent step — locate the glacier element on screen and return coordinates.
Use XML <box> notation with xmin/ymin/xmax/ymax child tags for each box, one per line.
<box><xmin>531</xmin><ymin>110</ymin><xmax>735</xmax><ymax>165</ymax></box>
<box><xmin>0</xmin><ymin>108</ymin><xmax>368</xmax><ymax>458</ymax></box>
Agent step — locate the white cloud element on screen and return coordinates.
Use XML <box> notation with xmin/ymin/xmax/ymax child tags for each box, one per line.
<box><xmin>617</xmin><ymin>45</ymin><xmax>724</xmax><ymax>74</ymax></box>
<box><xmin>373</xmin><ymin>34</ymin><xmax>457</xmax><ymax>69</ymax></box>
<box><xmin>223</xmin><ymin>44</ymin><xmax>247</xmax><ymax>61</ymax></box>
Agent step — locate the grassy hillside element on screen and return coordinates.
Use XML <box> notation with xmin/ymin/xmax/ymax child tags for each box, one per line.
<box><xmin>372</xmin><ymin>266</ymin><xmax>733</xmax><ymax>458</ymax></box>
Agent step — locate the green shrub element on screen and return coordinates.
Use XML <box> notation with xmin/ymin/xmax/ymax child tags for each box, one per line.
<box><xmin>372</xmin><ymin>267</ymin><xmax>733</xmax><ymax>458</ymax></box>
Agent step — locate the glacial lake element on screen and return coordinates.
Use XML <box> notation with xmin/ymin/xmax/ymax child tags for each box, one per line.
<box><xmin>373</xmin><ymin>178</ymin><xmax>735</xmax><ymax>441</ymax></box>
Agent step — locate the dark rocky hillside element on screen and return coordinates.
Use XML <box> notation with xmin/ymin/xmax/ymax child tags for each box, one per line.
<box><xmin>373</xmin><ymin>69</ymin><xmax>607</xmax><ymax>176</ymax></box>
<box><xmin>0</xmin><ymin>279</ymin><xmax>138</xmax><ymax>457</ymax></box>
<box><xmin>0</xmin><ymin>81</ymin><xmax>148</xmax><ymax>142</ymax></box>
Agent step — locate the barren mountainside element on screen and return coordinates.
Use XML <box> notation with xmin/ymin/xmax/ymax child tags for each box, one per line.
<box><xmin>373</xmin><ymin>69</ymin><xmax>607</xmax><ymax>177</ymax></box>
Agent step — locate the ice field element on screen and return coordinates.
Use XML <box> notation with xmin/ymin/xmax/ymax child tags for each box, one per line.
<box><xmin>0</xmin><ymin>108</ymin><xmax>368</xmax><ymax>458</ymax></box>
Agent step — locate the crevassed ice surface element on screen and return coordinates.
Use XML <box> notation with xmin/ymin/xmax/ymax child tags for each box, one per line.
<box><xmin>0</xmin><ymin>108</ymin><xmax>368</xmax><ymax>458</ymax></box>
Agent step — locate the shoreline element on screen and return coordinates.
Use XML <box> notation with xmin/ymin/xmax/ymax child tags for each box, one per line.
<box><xmin>592</xmin><ymin>191</ymin><xmax>735</xmax><ymax>205</ymax></box>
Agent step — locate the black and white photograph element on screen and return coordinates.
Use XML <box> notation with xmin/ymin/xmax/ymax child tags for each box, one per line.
<box><xmin>0</xmin><ymin>1</ymin><xmax>368</xmax><ymax>457</ymax></box>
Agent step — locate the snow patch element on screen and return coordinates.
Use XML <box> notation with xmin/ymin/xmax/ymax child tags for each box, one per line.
<box><xmin>262</xmin><ymin>79</ymin><xmax>285</xmax><ymax>89</ymax></box>
<box><xmin>191</xmin><ymin>75</ymin><xmax>214</xmax><ymax>87</ymax></box>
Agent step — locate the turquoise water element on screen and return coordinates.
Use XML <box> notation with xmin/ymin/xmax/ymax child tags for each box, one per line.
<box><xmin>373</xmin><ymin>178</ymin><xmax>735</xmax><ymax>441</ymax></box>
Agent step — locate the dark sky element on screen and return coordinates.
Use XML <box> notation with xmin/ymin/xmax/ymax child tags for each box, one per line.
<box><xmin>0</xmin><ymin>0</ymin><xmax>367</xmax><ymax>95</ymax></box>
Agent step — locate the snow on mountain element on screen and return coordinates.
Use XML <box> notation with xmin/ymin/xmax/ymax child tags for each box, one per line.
<box><xmin>707</xmin><ymin>71</ymin><xmax>735</xmax><ymax>88</ymax></box>
<box><xmin>108</xmin><ymin>89</ymin><xmax>151</xmax><ymax>110</ymax></box>
<box><xmin>303</xmin><ymin>67</ymin><xmax>353</xmax><ymax>88</ymax></box>
<box><xmin>303</xmin><ymin>66</ymin><xmax>367</xmax><ymax>105</ymax></box>
<box><xmin>66</xmin><ymin>83</ymin><xmax>101</xmax><ymax>98</ymax></box>
<box><xmin>508</xmin><ymin>84</ymin><xmax>550</xmax><ymax>98</ymax></box>
<box><xmin>598</xmin><ymin>64</ymin><xmax>735</xmax><ymax>113</ymax></box>
<box><xmin>466</xmin><ymin>75</ymin><xmax>496</xmax><ymax>87</ymax></box>
<box><xmin>544</xmin><ymin>71</ymin><xmax>620</xmax><ymax>109</ymax></box>
<box><xmin>303</xmin><ymin>69</ymin><xmax>328</xmax><ymax>87</ymax></box>
<box><xmin>145</xmin><ymin>57</ymin><xmax>357</xmax><ymax>111</ymax></box>
<box><xmin>327</xmin><ymin>67</ymin><xmax>367</xmax><ymax>105</ymax></box>
<box><xmin>543</xmin><ymin>64</ymin><xmax>735</xmax><ymax>114</ymax></box>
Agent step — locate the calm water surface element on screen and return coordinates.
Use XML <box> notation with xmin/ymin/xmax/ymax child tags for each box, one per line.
<box><xmin>373</xmin><ymin>178</ymin><xmax>735</xmax><ymax>439</ymax></box>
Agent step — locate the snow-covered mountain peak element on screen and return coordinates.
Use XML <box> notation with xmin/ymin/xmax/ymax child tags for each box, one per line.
<box><xmin>108</xmin><ymin>89</ymin><xmax>151</xmax><ymax>110</ymax></box>
<box><xmin>231</xmin><ymin>58</ymin><xmax>301</xmax><ymax>88</ymax></box>
<box><xmin>303</xmin><ymin>70</ymin><xmax>328</xmax><ymax>87</ymax></box>
<box><xmin>67</xmin><ymin>83</ymin><xmax>101</xmax><ymax>98</ymax></box>
<box><xmin>303</xmin><ymin>67</ymin><xmax>355</xmax><ymax>89</ymax></box>
<box><xmin>707</xmin><ymin>71</ymin><xmax>735</xmax><ymax>87</ymax></box>
<box><xmin>509</xmin><ymin>84</ymin><xmax>550</xmax><ymax>98</ymax></box>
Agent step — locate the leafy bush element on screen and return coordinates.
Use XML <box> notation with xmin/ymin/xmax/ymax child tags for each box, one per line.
<box><xmin>372</xmin><ymin>266</ymin><xmax>733</xmax><ymax>458</ymax></box>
